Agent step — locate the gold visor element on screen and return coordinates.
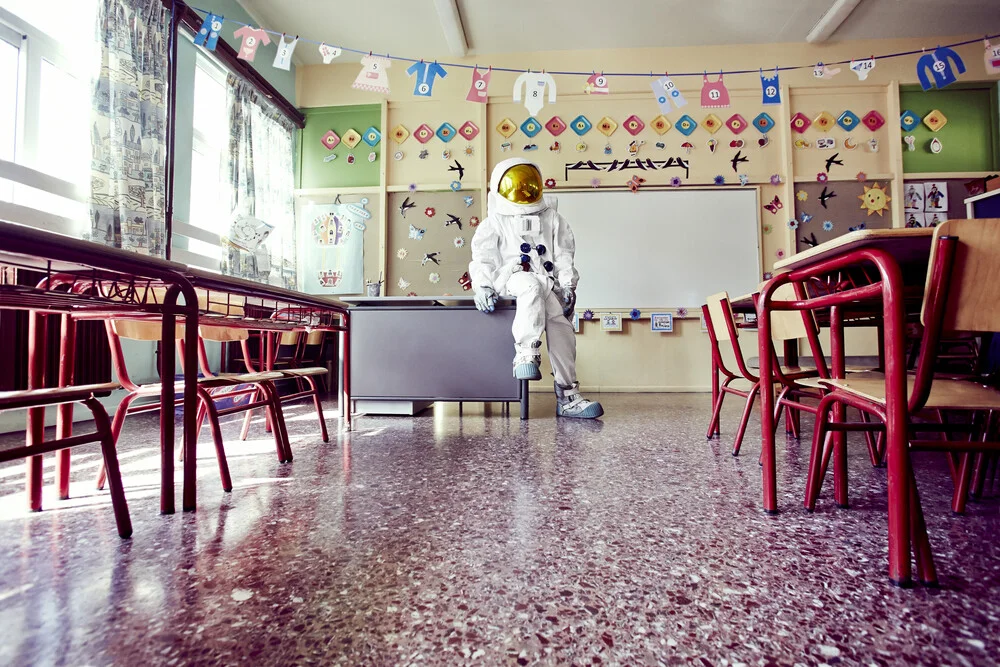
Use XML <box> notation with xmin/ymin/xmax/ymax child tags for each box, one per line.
<box><xmin>497</xmin><ymin>163</ymin><xmax>543</xmax><ymax>205</ymax></box>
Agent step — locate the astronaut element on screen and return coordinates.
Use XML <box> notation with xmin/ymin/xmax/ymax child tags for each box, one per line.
<box><xmin>469</xmin><ymin>158</ymin><xmax>603</xmax><ymax>419</ymax></box>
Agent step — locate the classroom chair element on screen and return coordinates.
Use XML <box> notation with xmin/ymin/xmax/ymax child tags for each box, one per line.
<box><xmin>806</xmin><ymin>219</ymin><xmax>1000</xmax><ymax>582</ymax></box>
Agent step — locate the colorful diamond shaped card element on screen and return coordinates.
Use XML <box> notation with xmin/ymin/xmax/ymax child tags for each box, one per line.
<box><xmin>496</xmin><ymin>118</ymin><xmax>517</xmax><ymax>138</ymax></box>
<box><xmin>597</xmin><ymin>117</ymin><xmax>617</xmax><ymax>137</ymax></box>
<box><xmin>342</xmin><ymin>128</ymin><xmax>362</xmax><ymax>149</ymax></box>
<box><xmin>651</xmin><ymin>115</ymin><xmax>672</xmax><ymax>135</ymax></box>
<box><xmin>922</xmin><ymin>109</ymin><xmax>948</xmax><ymax>132</ymax></box>
<box><xmin>862</xmin><ymin>110</ymin><xmax>885</xmax><ymax>131</ymax></box>
<box><xmin>391</xmin><ymin>125</ymin><xmax>409</xmax><ymax>144</ymax></box>
<box><xmin>752</xmin><ymin>112</ymin><xmax>775</xmax><ymax>134</ymax></box>
<box><xmin>520</xmin><ymin>117</ymin><xmax>542</xmax><ymax>138</ymax></box>
<box><xmin>321</xmin><ymin>130</ymin><xmax>340</xmax><ymax>150</ymax></box>
<box><xmin>702</xmin><ymin>114</ymin><xmax>722</xmax><ymax>134</ymax></box>
<box><xmin>725</xmin><ymin>114</ymin><xmax>747</xmax><ymax>134</ymax></box>
<box><xmin>899</xmin><ymin>110</ymin><xmax>920</xmax><ymax>132</ymax></box>
<box><xmin>546</xmin><ymin>116</ymin><xmax>567</xmax><ymax>136</ymax></box>
<box><xmin>436</xmin><ymin>122</ymin><xmax>456</xmax><ymax>142</ymax></box>
<box><xmin>837</xmin><ymin>110</ymin><xmax>861</xmax><ymax>132</ymax></box>
<box><xmin>813</xmin><ymin>111</ymin><xmax>836</xmax><ymax>132</ymax></box>
<box><xmin>675</xmin><ymin>114</ymin><xmax>697</xmax><ymax>137</ymax></box>
<box><xmin>623</xmin><ymin>115</ymin><xmax>645</xmax><ymax>136</ymax></box>
<box><xmin>570</xmin><ymin>115</ymin><xmax>592</xmax><ymax>136</ymax></box>
<box><xmin>790</xmin><ymin>112</ymin><xmax>811</xmax><ymax>134</ymax></box>
<box><xmin>414</xmin><ymin>124</ymin><xmax>435</xmax><ymax>144</ymax></box>
<box><xmin>362</xmin><ymin>126</ymin><xmax>381</xmax><ymax>147</ymax></box>
<box><xmin>458</xmin><ymin>121</ymin><xmax>480</xmax><ymax>141</ymax></box>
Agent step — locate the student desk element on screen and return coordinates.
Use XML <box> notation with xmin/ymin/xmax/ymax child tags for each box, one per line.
<box><xmin>755</xmin><ymin>227</ymin><xmax>934</xmax><ymax>584</ymax></box>
<box><xmin>343</xmin><ymin>296</ymin><xmax>530</xmax><ymax>419</ymax></box>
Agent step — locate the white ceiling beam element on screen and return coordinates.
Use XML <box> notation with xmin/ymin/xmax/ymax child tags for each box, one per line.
<box><xmin>433</xmin><ymin>0</ymin><xmax>469</xmax><ymax>57</ymax></box>
<box><xmin>806</xmin><ymin>0</ymin><xmax>863</xmax><ymax>43</ymax></box>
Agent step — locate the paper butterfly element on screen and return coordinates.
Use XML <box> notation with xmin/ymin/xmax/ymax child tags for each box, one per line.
<box><xmin>463</xmin><ymin>195</ymin><xmax>474</xmax><ymax>207</ymax></box>
<box><xmin>763</xmin><ymin>195</ymin><xmax>784</xmax><ymax>215</ymax></box>
<box><xmin>800</xmin><ymin>213</ymin><xmax>814</xmax><ymax>224</ymax></box>
<box><xmin>409</xmin><ymin>224</ymin><xmax>425</xmax><ymax>240</ymax></box>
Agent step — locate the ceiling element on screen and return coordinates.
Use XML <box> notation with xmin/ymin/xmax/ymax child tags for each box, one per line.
<box><xmin>239</xmin><ymin>0</ymin><xmax>1000</xmax><ymax>66</ymax></box>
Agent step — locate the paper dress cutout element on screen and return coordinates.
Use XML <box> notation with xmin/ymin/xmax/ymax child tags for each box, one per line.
<box><xmin>761</xmin><ymin>70</ymin><xmax>781</xmax><ymax>105</ymax></box>
<box><xmin>700</xmin><ymin>73</ymin><xmax>730</xmax><ymax>108</ymax></box>
<box><xmin>407</xmin><ymin>61</ymin><xmax>447</xmax><ymax>97</ymax></box>
<box><xmin>916</xmin><ymin>46</ymin><xmax>966</xmax><ymax>91</ymax></box>
<box><xmin>318</xmin><ymin>43</ymin><xmax>342</xmax><ymax>64</ymax></box>
<box><xmin>585</xmin><ymin>72</ymin><xmax>609</xmax><ymax>95</ymax></box>
<box><xmin>272</xmin><ymin>35</ymin><xmax>298</xmax><ymax>71</ymax></box>
<box><xmin>513</xmin><ymin>71</ymin><xmax>557</xmax><ymax>115</ymax></box>
<box><xmin>651</xmin><ymin>75</ymin><xmax>687</xmax><ymax>114</ymax></box>
<box><xmin>986</xmin><ymin>40</ymin><xmax>1000</xmax><ymax>75</ymax></box>
<box><xmin>850</xmin><ymin>57</ymin><xmax>876</xmax><ymax>80</ymax></box>
<box><xmin>352</xmin><ymin>55</ymin><xmax>392</xmax><ymax>95</ymax></box>
<box><xmin>233</xmin><ymin>26</ymin><xmax>270</xmax><ymax>63</ymax></box>
<box><xmin>466</xmin><ymin>67</ymin><xmax>491</xmax><ymax>103</ymax></box>
<box><xmin>193</xmin><ymin>13</ymin><xmax>223</xmax><ymax>51</ymax></box>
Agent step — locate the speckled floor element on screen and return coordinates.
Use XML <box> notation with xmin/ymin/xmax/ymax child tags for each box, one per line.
<box><xmin>0</xmin><ymin>393</ymin><xmax>998</xmax><ymax>666</ymax></box>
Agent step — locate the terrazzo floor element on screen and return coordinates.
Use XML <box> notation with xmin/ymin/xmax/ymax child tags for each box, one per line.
<box><xmin>0</xmin><ymin>393</ymin><xmax>998</xmax><ymax>666</ymax></box>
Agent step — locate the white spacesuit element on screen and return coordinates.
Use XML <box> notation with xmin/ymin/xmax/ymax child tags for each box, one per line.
<box><xmin>469</xmin><ymin>158</ymin><xmax>603</xmax><ymax>419</ymax></box>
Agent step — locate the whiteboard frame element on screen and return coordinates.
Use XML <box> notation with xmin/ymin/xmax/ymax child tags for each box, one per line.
<box><xmin>553</xmin><ymin>185</ymin><xmax>763</xmax><ymax>311</ymax></box>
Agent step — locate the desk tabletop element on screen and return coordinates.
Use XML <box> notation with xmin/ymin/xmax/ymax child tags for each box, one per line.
<box><xmin>774</xmin><ymin>227</ymin><xmax>934</xmax><ymax>272</ymax></box>
<box><xmin>342</xmin><ymin>295</ymin><xmax>515</xmax><ymax>308</ymax></box>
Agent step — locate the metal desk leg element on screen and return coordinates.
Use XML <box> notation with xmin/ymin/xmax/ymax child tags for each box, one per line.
<box><xmin>520</xmin><ymin>380</ymin><xmax>529</xmax><ymax>420</ymax></box>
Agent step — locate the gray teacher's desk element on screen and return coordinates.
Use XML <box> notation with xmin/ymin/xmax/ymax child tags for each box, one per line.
<box><xmin>343</xmin><ymin>296</ymin><xmax>529</xmax><ymax>419</ymax></box>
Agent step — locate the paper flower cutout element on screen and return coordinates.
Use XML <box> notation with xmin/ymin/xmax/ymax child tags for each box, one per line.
<box><xmin>823</xmin><ymin>220</ymin><xmax>834</xmax><ymax>231</ymax></box>
<box><xmin>856</xmin><ymin>171</ymin><xmax>867</xmax><ymax>182</ymax></box>
<box><xmin>714</xmin><ymin>175</ymin><xmax>725</xmax><ymax>185</ymax></box>
<box><xmin>583</xmin><ymin>309</ymin><xmax>595</xmax><ymax>321</ymax></box>
<box><xmin>770</xmin><ymin>174</ymin><xmax>783</xmax><ymax>185</ymax></box>
<box><xmin>762</xmin><ymin>223</ymin><xmax>773</xmax><ymax>235</ymax></box>
<box><xmin>763</xmin><ymin>272</ymin><xmax>773</xmax><ymax>281</ymax></box>
<box><xmin>469</xmin><ymin>216</ymin><xmax>480</xmax><ymax>227</ymax></box>
<box><xmin>398</xmin><ymin>277</ymin><xmax>411</xmax><ymax>290</ymax></box>
<box><xmin>464</xmin><ymin>145</ymin><xmax>475</xmax><ymax>156</ymax></box>
<box><xmin>776</xmin><ymin>248</ymin><xmax>786</xmax><ymax>259</ymax></box>
<box><xmin>817</xmin><ymin>173</ymin><xmax>829</xmax><ymax>183</ymax></box>
<box><xmin>738</xmin><ymin>174</ymin><xmax>749</xmax><ymax>186</ymax></box>
<box><xmin>453</xmin><ymin>237</ymin><xmax>465</xmax><ymax>248</ymax></box>
<box><xmin>424</xmin><ymin>207</ymin><xmax>436</xmax><ymax>217</ymax></box>
<box><xmin>450</xmin><ymin>181</ymin><xmax>462</xmax><ymax>192</ymax></box>
<box><xmin>396</xmin><ymin>248</ymin><xmax>408</xmax><ymax>260</ymax></box>
<box><xmin>676</xmin><ymin>307</ymin><xmax>688</xmax><ymax>318</ymax></box>
<box><xmin>408</xmin><ymin>292</ymin><xmax>418</xmax><ymax>297</ymax></box>
<box><xmin>630</xmin><ymin>309</ymin><xmax>641</xmax><ymax>320</ymax></box>
<box><xmin>544</xmin><ymin>178</ymin><xmax>556</xmax><ymax>189</ymax></box>
<box><xmin>429</xmin><ymin>272</ymin><xmax>440</xmax><ymax>283</ymax></box>
<box><xmin>796</xmin><ymin>190</ymin><xmax>808</xmax><ymax>201</ymax></box>
<box><xmin>787</xmin><ymin>219</ymin><xmax>799</xmax><ymax>229</ymax></box>
<box><xmin>408</xmin><ymin>183</ymin><xmax>418</xmax><ymax>192</ymax></box>
<box><xmin>669</xmin><ymin>176</ymin><xmax>682</xmax><ymax>187</ymax></box>
<box><xmin>590</xmin><ymin>177</ymin><xmax>601</xmax><ymax>188</ymax></box>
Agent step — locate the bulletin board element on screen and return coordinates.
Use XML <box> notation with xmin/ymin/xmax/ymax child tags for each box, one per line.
<box><xmin>899</xmin><ymin>85</ymin><xmax>999</xmax><ymax>173</ymax></box>
<box><xmin>793</xmin><ymin>180</ymin><xmax>893</xmax><ymax>252</ymax></box>
<box><xmin>298</xmin><ymin>104</ymin><xmax>382</xmax><ymax>189</ymax></box>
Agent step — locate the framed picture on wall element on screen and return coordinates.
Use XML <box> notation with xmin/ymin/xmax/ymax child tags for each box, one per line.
<box><xmin>923</xmin><ymin>181</ymin><xmax>948</xmax><ymax>212</ymax></box>
<box><xmin>572</xmin><ymin>312</ymin><xmax>580</xmax><ymax>333</ymax></box>
<box><xmin>650</xmin><ymin>312</ymin><xmax>674</xmax><ymax>332</ymax></box>
<box><xmin>700</xmin><ymin>312</ymin><xmax>708</xmax><ymax>333</ymax></box>
<box><xmin>600</xmin><ymin>313</ymin><xmax>622</xmax><ymax>331</ymax></box>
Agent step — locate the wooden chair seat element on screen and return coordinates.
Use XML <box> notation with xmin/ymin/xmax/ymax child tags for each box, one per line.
<box><xmin>0</xmin><ymin>383</ymin><xmax>120</xmax><ymax>410</ymax></box>
<box><xmin>795</xmin><ymin>370</ymin><xmax>885</xmax><ymax>390</ymax></box>
<box><xmin>271</xmin><ymin>366</ymin><xmax>328</xmax><ymax>378</ymax></box>
<box><xmin>824</xmin><ymin>377</ymin><xmax>1000</xmax><ymax>410</ymax></box>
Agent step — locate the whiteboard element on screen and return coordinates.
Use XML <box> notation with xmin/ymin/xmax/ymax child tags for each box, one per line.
<box><xmin>555</xmin><ymin>189</ymin><xmax>761</xmax><ymax>308</ymax></box>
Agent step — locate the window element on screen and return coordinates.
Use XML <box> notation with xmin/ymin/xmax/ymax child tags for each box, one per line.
<box><xmin>187</xmin><ymin>52</ymin><xmax>230</xmax><ymax>262</ymax></box>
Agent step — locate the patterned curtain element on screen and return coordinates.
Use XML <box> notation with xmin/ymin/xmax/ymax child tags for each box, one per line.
<box><xmin>87</xmin><ymin>0</ymin><xmax>169</xmax><ymax>257</ymax></box>
<box><xmin>223</xmin><ymin>74</ymin><xmax>297</xmax><ymax>289</ymax></box>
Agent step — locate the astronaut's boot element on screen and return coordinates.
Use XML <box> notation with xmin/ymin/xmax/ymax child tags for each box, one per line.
<box><xmin>513</xmin><ymin>342</ymin><xmax>542</xmax><ymax>381</ymax></box>
<box><xmin>554</xmin><ymin>382</ymin><xmax>604</xmax><ymax>419</ymax></box>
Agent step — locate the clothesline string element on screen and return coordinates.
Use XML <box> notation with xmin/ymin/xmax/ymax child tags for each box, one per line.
<box><xmin>193</xmin><ymin>6</ymin><xmax>999</xmax><ymax>79</ymax></box>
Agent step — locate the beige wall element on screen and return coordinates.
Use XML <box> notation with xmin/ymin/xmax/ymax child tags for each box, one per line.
<box><xmin>296</xmin><ymin>35</ymin><xmax>995</xmax><ymax>392</ymax></box>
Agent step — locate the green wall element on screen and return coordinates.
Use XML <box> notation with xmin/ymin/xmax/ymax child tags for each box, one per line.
<box><xmin>298</xmin><ymin>106</ymin><xmax>382</xmax><ymax>189</ymax></box>
<box><xmin>899</xmin><ymin>85</ymin><xmax>1000</xmax><ymax>173</ymax></box>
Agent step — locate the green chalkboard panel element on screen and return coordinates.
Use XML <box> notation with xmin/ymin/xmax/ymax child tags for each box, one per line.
<box><xmin>899</xmin><ymin>85</ymin><xmax>999</xmax><ymax>173</ymax></box>
<box><xmin>298</xmin><ymin>105</ymin><xmax>381</xmax><ymax>189</ymax></box>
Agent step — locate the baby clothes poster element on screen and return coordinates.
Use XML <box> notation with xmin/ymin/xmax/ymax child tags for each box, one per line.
<box><xmin>300</xmin><ymin>199</ymin><xmax>370</xmax><ymax>294</ymax></box>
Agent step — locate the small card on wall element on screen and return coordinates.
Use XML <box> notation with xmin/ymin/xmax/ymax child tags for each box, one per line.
<box><xmin>903</xmin><ymin>183</ymin><xmax>924</xmax><ymax>212</ymax></box>
<box><xmin>601</xmin><ymin>313</ymin><xmax>623</xmax><ymax>331</ymax></box>
<box><xmin>905</xmin><ymin>211</ymin><xmax>925</xmax><ymax>228</ymax></box>
<box><xmin>923</xmin><ymin>181</ymin><xmax>948</xmax><ymax>212</ymax></box>
<box><xmin>926</xmin><ymin>212</ymin><xmax>948</xmax><ymax>227</ymax></box>
<box><xmin>650</xmin><ymin>312</ymin><xmax>673</xmax><ymax>332</ymax></box>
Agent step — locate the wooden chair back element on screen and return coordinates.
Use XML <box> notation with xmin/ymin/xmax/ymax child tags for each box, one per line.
<box><xmin>924</xmin><ymin>218</ymin><xmax>1000</xmax><ymax>333</ymax></box>
<box><xmin>705</xmin><ymin>292</ymin><xmax>737</xmax><ymax>341</ymax></box>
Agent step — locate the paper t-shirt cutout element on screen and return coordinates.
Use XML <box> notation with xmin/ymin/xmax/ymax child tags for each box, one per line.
<box><xmin>233</xmin><ymin>26</ymin><xmax>270</xmax><ymax>63</ymax></box>
<box><xmin>850</xmin><ymin>57</ymin><xmax>876</xmax><ymax>80</ymax></box>
<box><xmin>352</xmin><ymin>55</ymin><xmax>392</xmax><ymax>94</ymax></box>
<box><xmin>985</xmin><ymin>40</ymin><xmax>1000</xmax><ymax>75</ymax></box>
<box><xmin>513</xmin><ymin>72</ymin><xmax>557</xmax><ymax>115</ymax></box>
<box><xmin>700</xmin><ymin>73</ymin><xmax>730</xmax><ymax>108</ymax></box>
<box><xmin>406</xmin><ymin>61</ymin><xmax>447</xmax><ymax>97</ymax></box>
<box><xmin>585</xmin><ymin>72</ymin><xmax>609</xmax><ymax>95</ymax></box>
<box><xmin>651</xmin><ymin>76</ymin><xmax>687</xmax><ymax>114</ymax></box>
<box><xmin>194</xmin><ymin>13</ymin><xmax>223</xmax><ymax>51</ymax></box>
<box><xmin>272</xmin><ymin>35</ymin><xmax>298</xmax><ymax>71</ymax></box>
<box><xmin>761</xmin><ymin>70</ymin><xmax>781</xmax><ymax>105</ymax></box>
<box><xmin>319</xmin><ymin>43</ymin><xmax>342</xmax><ymax>64</ymax></box>
<box><xmin>466</xmin><ymin>67</ymin><xmax>491</xmax><ymax>103</ymax></box>
<box><xmin>916</xmin><ymin>46</ymin><xmax>966</xmax><ymax>91</ymax></box>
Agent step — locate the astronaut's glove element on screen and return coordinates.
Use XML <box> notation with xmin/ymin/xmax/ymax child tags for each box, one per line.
<box><xmin>473</xmin><ymin>285</ymin><xmax>499</xmax><ymax>313</ymax></box>
<box><xmin>556</xmin><ymin>284</ymin><xmax>576</xmax><ymax>319</ymax></box>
